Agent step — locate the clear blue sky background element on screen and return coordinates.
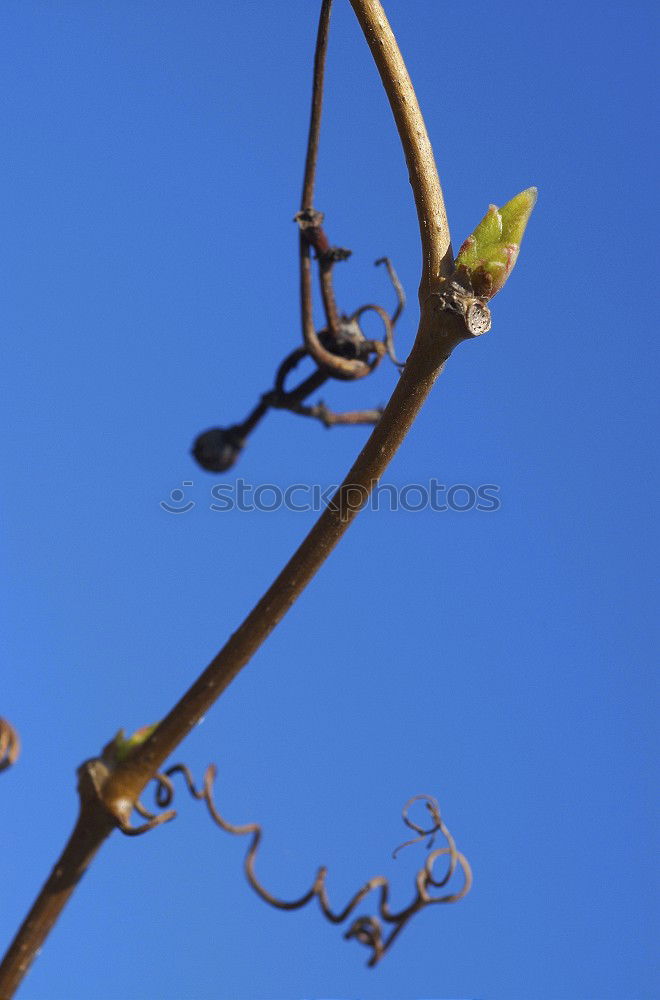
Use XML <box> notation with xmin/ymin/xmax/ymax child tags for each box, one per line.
<box><xmin>1</xmin><ymin>2</ymin><xmax>657</xmax><ymax>998</ymax></box>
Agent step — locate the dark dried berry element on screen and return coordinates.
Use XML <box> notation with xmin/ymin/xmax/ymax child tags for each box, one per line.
<box><xmin>318</xmin><ymin>317</ymin><xmax>369</xmax><ymax>360</ymax></box>
<box><xmin>192</xmin><ymin>427</ymin><xmax>243</xmax><ymax>473</ymax></box>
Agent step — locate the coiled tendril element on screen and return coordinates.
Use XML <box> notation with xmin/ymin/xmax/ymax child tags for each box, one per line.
<box><xmin>134</xmin><ymin>763</ymin><xmax>471</xmax><ymax>967</ymax></box>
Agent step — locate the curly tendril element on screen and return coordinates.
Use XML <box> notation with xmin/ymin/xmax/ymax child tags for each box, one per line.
<box><xmin>134</xmin><ymin>764</ymin><xmax>472</xmax><ymax>967</ymax></box>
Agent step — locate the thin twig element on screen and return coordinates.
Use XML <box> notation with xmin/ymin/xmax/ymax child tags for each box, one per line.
<box><xmin>301</xmin><ymin>0</ymin><xmax>333</xmax><ymax>212</ymax></box>
<box><xmin>298</xmin><ymin>218</ymin><xmax>377</xmax><ymax>379</ymax></box>
<box><xmin>299</xmin><ymin>0</ymin><xmax>344</xmax><ymax>351</ymax></box>
<box><xmin>297</xmin><ymin>1</ymin><xmax>377</xmax><ymax>380</ymax></box>
<box><xmin>350</xmin><ymin>302</ymin><xmax>401</xmax><ymax>367</ymax></box>
<box><xmin>376</xmin><ymin>256</ymin><xmax>406</xmax><ymax>328</ymax></box>
<box><xmin>289</xmin><ymin>399</ymin><xmax>384</xmax><ymax>426</ymax></box>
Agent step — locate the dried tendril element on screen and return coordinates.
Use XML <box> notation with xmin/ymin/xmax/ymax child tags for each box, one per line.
<box><xmin>193</xmin><ymin>0</ymin><xmax>407</xmax><ymax>474</ymax></box>
<box><xmin>120</xmin><ymin>763</ymin><xmax>472</xmax><ymax>967</ymax></box>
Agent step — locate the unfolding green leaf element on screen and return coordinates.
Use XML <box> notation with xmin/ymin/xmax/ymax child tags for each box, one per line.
<box><xmin>455</xmin><ymin>187</ymin><xmax>537</xmax><ymax>299</ymax></box>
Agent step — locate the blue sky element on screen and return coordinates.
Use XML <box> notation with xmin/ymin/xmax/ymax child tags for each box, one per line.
<box><xmin>1</xmin><ymin>1</ymin><xmax>657</xmax><ymax>998</ymax></box>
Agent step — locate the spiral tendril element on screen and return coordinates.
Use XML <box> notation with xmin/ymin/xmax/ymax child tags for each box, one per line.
<box><xmin>146</xmin><ymin>764</ymin><xmax>471</xmax><ymax>966</ymax></box>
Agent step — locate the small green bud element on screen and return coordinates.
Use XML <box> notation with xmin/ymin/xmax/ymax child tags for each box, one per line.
<box><xmin>454</xmin><ymin>187</ymin><xmax>537</xmax><ymax>300</ymax></box>
<box><xmin>105</xmin><ymin>724</ymin><xmax>158</xmax><ymax>765</ymax></box>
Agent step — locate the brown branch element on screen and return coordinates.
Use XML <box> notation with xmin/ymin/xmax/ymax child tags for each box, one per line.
<box><xmin>284</xmin><ymin>397</ymin><xmax>383</xmax><ymax>426</ymax></box>
<box><xmin>0</xmin><ymin>761</ymin><xmax>116</xmax><ymax>998</ymax></box>
<box><xmin>297</xmin><ymin>1</ymin><xmax>379</xmax><ymax>381</ymax></box>
<box><xmin>301</xmin><ymin>0</ymin><xmax>332</xmax><ymax>213</ymax></box>
<box><xmin>298</xmin><ymin>218</ymin><xmax>377</xmax><ymax>380</ymax></box>
<box><xmin>103</xmin><ymin>0</ymin><xmax>479</xmax><ymax>830</ymax></box>
<box><xmin>0</xmin><ymin>2</ymin><xmax>487</xmax><ymax>993</ymax></box>
<box><xmin>349</xmin><ymin>0</ymin><xmax>453</xmax><ymax>300</ymax></box>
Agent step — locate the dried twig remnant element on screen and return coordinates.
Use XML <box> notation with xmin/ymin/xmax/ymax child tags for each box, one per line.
<box><xmin>0</xmin><ymin>717</ymin><xmax>20</xmax><ymax>773</ymax></box>
<box><xmin>192</xmin><ymin>255</ymin><xmax>406</xmax><ymax>472</ymax></box>
<box><xmin>193</xmin><ymin>0</ymin><xmax>406</xmax><ymax>474</ymax></box>
<box><xmin>146</xmin><ymin>765</ymin><xmax>472</xmax><ymax>967</ymax></box>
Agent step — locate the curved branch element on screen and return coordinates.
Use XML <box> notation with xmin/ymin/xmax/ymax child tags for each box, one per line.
<box><xmin>103</xmin><ymin>0</ymin><xmax>480</xmax><ymax>813</ymax></box>
<box><xmin>299</xmin><ymin>222</ymin><xmax>378</xmax><ymax>380</ymax></box>
<box><xmin>297</xmin><ymin>2</ymin><xmax>379</xmax><ymax>381</ymax></box>
<box><xmin>0</xmin><ymin>4</ymin><xmax>485</xmax><ymax>992</ymax></box>
<box><xmin>349</xmin><ymin>0</ymin><xmax>453</xmax><ymax>299</ymax></box>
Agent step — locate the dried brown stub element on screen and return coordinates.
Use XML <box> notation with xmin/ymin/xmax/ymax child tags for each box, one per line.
<box><xmin>432</xmin><ymin>277</ymin><xmax>492</xmax><ymax>340</ymax></box>
<box><xmin>465</xmin><ymin>299</ymin><xmax>492</xmax><ymax>336</ymax></box>
<box><xmin>0</xmin><ymin>718</ymin><xmax>20</xmax><ymax>773</ymax></box>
